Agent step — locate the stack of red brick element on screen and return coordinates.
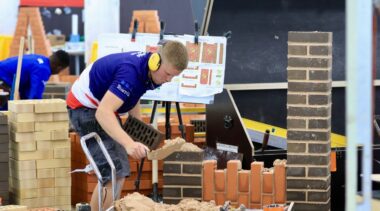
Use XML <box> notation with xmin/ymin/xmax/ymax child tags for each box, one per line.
<box><xmin>202</xmin><ymin>159</ymin><xmax>286</xmax><ymax>209</ymax></box>
<box><xmin>10</xmin><ymin>7</ymin><xmax>51</xmax><ymax>57</ymax></box>
<box><xmin>70</xmin><ymin>132</ymin><xmax>164</xmax><ymax>205</ymax></box>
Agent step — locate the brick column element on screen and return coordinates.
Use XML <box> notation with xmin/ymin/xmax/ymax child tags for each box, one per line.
<box><xmin>286</xmin><ymin>31</ymin><xmax>332</xmax><ymax>211</ymax></box>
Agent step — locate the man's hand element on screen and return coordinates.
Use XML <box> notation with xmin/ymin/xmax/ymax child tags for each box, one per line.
<box><xmin>125</xmin><ymin>141</ymin><xmax>150</xmax><ymax>159</ymax></box>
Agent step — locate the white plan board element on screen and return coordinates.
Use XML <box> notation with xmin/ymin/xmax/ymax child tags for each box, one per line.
<box><xmin>97</xmin><ymin>33</ymin><xmax>227</xmax><ymax>104</ymax></box>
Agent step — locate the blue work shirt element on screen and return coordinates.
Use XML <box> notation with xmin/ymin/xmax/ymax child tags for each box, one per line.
<box><xmin>0</xmin><ymin>54</ymin><xmax>51</xmax><ymax>99</ymax></box>
<box><xmin>69</xmin><ymin>51</ymin><xmax>159</xmax><ymax>114</ymax></box>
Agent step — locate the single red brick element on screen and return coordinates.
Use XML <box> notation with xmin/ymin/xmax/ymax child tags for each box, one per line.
<box><xmin>274</xmin><ymin>162</ymin><xmax>286</xmax><ymax>203</ymax></box>
<box><xmin>238</xmin><ymin>193</ymin><xmax>249</xmax><ymax>207</ymax></box>
<box><xmin>226</xmin><ymin>160</ymin><xmax>241</xmax><ymax>201</ymax></box>
<box><xmin>250</xmin><ymin>162</ymin><xmax>264</xmax><ymax>203</ymax></box>
<box><xmin>215</xmin><ymin>192</ymin><xmax>225</xmax><ymax>206</ymax></box>
<box><xmin>203</xmin><ymin>160</ymin><xmax>217</xmax><ymax>201</ymax></box>
<box><xmin>238</xmin><ymin>170</ymin><xmax>250</xmax><ymax>192</ymax></box>
<box><xmin>214</xmin><ymin>170</ymin><xmax>226</xmax><ymax>192</ymax></box>
<box><xmin>250</xmin><ymin>203</ymin><xmax>262</xmax><ymax>209</ymax></box>
<box><xmin>263</xmin><ymin>170</ymin><xmax>274</xmax><ymax>193</ymax></box>
<box><xmin>262</xmin><ymin>194</ymin><xmax>274</xmax><ymax>206</ymax></box>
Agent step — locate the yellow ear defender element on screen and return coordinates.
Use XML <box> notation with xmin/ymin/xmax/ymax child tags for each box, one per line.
<box><xmin>148</xmin><ymin>53</ymin><xmax>161</xmax><ymax>72</ymax></box>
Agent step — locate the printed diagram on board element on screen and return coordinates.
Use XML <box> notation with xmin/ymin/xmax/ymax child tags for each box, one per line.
<box><xmin>179</xmin><ymin>36</ymin><xmax>226</xmax><ymax>97</ymax></box>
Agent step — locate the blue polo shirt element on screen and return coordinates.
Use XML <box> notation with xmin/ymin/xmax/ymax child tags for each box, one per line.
<box><xmin>0</xmin><ymin>54</ymin><xmax>51</xmax><ymax>99</ymax></box>
<box><xmin>69</xmin><ymin>51</ymin><xmax>159</xmax><ymax>114</ymax></box>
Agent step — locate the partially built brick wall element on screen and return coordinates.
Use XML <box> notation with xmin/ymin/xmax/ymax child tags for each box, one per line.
<box><xmin>202</xmin><ymin>160</ymin><xmax>286</xmax><ymax>209</ymax></box>
<box><xmin>287</xmin><ymin>31</ymin><xmax>332</xmax><ymax>210</ymax></box>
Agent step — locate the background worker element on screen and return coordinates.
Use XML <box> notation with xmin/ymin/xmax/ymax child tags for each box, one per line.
<box><xmin>0</xmin><ymin>50</ymin><xmax>70</xmax><ymax>100</ymax></box>
<box><xmin>66</xmin><ymin>40</ymin><xmax>188</xmax><ymax>210</ymax></box>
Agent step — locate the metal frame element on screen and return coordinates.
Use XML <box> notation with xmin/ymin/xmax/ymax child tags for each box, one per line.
<box><xmin>346</xmin><ymin>0</ymin><xmax>373</xmax><ymax>210</ymax></box>
<box><xmin>80</xmin><ymin>132</ymin><xmax>117</xmax><ymax>211</ymax></box>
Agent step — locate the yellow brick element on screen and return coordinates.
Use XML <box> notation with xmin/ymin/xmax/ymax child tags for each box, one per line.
<box><xmin>11</xmin><ymin>169</ymin><xmax>36</xmax><ymax>180</ymax></box>
<box><xmin>37</xmin><ymin>187</ymin><xmax>54</xmax><ymax>197</ymax></box>
<box><xmin>38</xmin><ymin>178</ymin><xmax>55</xmax><ymax>188</ymax></box>
<box><xmin>51</xmin><ymin>130</ymin><xmax>68</xmax><ymax>140</ymax></box>
<box><xmin>34</xmin><ymin>131</ymin><xmax>51</xmax><ymax>141</ymax></box>
<box><xmin>36</xmin><ymin>140</ymin><xmax>52</xmax><ymax>150</ymax></box>
<box><xmin>10</xmin><ymin>112</ymin><xmax>35</xmax><ymax>122</ymax></box>
<box><xmin>55</xmin><ymin>196</ymin><xmax>70</xmax><ymax>206</ymax></box>
<box><xmin>34</xmin><ymin>99</ymin><xmax>67</xmax><ymax>113</ymax></box>
<box><xmin>38</xmin><ymin>196</ymin><xmax>55</xmax><ymax>207</ymax></box>
<box><xmin>8</xmin><ymin>100</ymin><xmax>34</xmax><ymax>113</ymax></box>
<box><xmin>10</xmin><ymin>178</ymin><xmax>38</xmax><ymax>189</ymax></box>
<box><xmin>10</xmin><ymin>149</ymin><xmax>53</xmax><ymax>160</ymax></box>
<box><xmin>52</xmin><ymin>139</ymin><xmax>70</xmax><ymax>148</ymax></box>
<box><xmin>53</xmin><ymin>112</ymin><xmax>69</xmax><ymax>121</ymax></box>
<box><xmin>14</xmin><ymin>197</ymin><xmax>38</xmax><ymax>208</ymax></box>
<box><xmin>55</xmin><ymin>177</ymin><xmax>71</xmax><ymax>187</ymax></box>
<box><xmin>10</xmin><ymin>121</ymin><xmax>34</xmax><ymax>132</ymax></box>
<box><xmin>37</xmin><ymin>168</ymin><xmax>55</xmax><ymax>178</ymax></box>
<box><xmin>54</xmin><ymin>147</ymin><xmax>70</xmax><ymax>159</ymax></box>
<box><xmin>11</xmin><ymin>141</ymin><xmax>36</xmax><ymax>151</ymax></box>
<box><xmin>0</xmin><ymin>205</ymin><xmax>28</xmax><ymax>211</ymax></box>
<box><xmin>10</xmin><ymin>132</ymin><xmax>34</xmax><ymax>142</ymax></box>
<box><xmin>36</xmin><ymin>159</ymin><xmax>70</xmax><ymax>169</ymax></box>
<box><xmin>9</xmin><ymin>159</ymin><xmax>36</xmax><ymax>171</ymax></box>
<box><xmin>55</xmin><ymin>186</ymin><xmax>70</xmax><ymax>196</ymax></box>
<box><xmin>35</xmin><ymin>121</ymin><xmax>68</xmax><ymax>131</ymax></box>
<box><xmin>55</xmin><ymin>167</ymin><xmax>70</xmax><ymax>178</ymax></box>
<box><xmin>34</xmin><ymin>113</ymin><xmax>53</xmax><ymax>122</ymax></box>
<box><xmin>12</xmin><ymin>187</ymin><xmax>38</xmax><ymax>199</ymax></box>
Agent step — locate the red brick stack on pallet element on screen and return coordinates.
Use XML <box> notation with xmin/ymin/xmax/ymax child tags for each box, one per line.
<box><xmin>202</xmin><ymin>159</ymin><xmax>286</xmax><ymax>209</ymax></box>
<box><xmin>70</xmin><ymin>132</ymin><xmax>164</xmax><ymax>205</ymax></box>
<box><xmin>8</xmin><ymin>99</ymin><xmax>71</xmax><ymax>209</ymax></box>
<box><xmin>0</xmin><ymin>113</ymin><xmax>9</xmax><ymax>205</ymax></box>
<box><xmin>10</xmin><ymin>7</ymin><xmax>51</xmax><ymax>57</ymax></box>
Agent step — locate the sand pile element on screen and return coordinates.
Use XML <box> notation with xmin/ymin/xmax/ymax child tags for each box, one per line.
<box><xmin>114</xmin><ymin>192</ymin><xmax>221</xmax><ymax>211</ymax></box>
<box><xmin>177</xmin><ymin>142</ymin><xmax>203</xmax><ymax>152</ymax></box>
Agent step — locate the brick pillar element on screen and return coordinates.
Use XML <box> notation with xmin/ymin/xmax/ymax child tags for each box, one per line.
<box><xmin>286</xmin><ymin>31</ymin><xmax>332</xmax><ymax>211</ymax></box>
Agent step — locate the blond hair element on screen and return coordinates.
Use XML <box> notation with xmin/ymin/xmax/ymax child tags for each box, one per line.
<box><xmin>160</xmin><ymin>40</ymin><xmax>188</xmax><ymax>71</ymax></box>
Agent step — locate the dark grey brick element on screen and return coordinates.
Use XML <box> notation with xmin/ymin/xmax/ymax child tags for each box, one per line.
<box><xmin>288</xmin><ymin>69</ymin><xmax>307</xmax><ymax>80</ymax></box>
<box><xmin>164</xmin><ymin>176</ymin><xmax>201</xmax><ymax>186</ymax></box>
<box><xmin>309</xmin><ymin>167</ymin><xmax>330</xmax><ymax>177</ymax></box>
<box><xmin>287</xmin><ymin>130</ymin><xmax>330</xmax><ymax>141</ymax></box>
<box><xmin>288</xmin><ymin>45</ymin><xmax>307</xmax><ymax>55</ymax></box>
<box><xmin>163</xmin><ymin>198</ymin><xmax>181</xmax><ymax>205</ymax></box>
<box><xmin>287</xmin><ymin>176</ymin><xmax>330</xmax><ymax>189</ymax></box>
<box><xmin>44</xmin><ymin>84</ymin><xmax>71</xmax><ymax>93</ymax></box>
<box><xmin>287</xmin><ymin>118</ymin><xmax>306</xmax><ymax>129</ymax></box>
<box><xmin>288</xmin><ymin>57</ymin><xmax>330</xmax><ymax>68</ymax></box>
<box><xmin>162</xmin><ymin>187</ymin><xmax>181</xmax><ymax>197</ymax></box>
<box><xmin>309</xmin><ymin>119</ymin><xmax>330</xmax><ymax>129</ymax></box>
<box><xmin>309</xmin><ymin>143</ymin><xmax>330</xmax><ymax>153</ymax></box>
<box><xmin>0</xmin><ymin>134</ymin><xmax>9</xmax><ymax>143</ymax></box>
<box><xmin>0</xmin><ymin>113</ymin><xmax>7</xmax><ymax>124</ymax></box>
<box><xmin>163</xmin><ymin>163</ymin><xmax>181</xmax><ymax>174</ymax></box>
<box><xmin>52</xmin><ymin>94</ymin><xmax>67</xmax><ymax>100</ymax></box>
<box><xmin>309</xmin><ymin>70</ymin><xmax>330</xmax><ymax>81</ymax></box>
<box><xmin>308</xmin><ymin>188</ymin><xmax>331</xmax><ymax>202</ymax></box>
<box><xmin>309</xmin><ymin>95</ymin><xmax>331</xmax><ymax>105</ymax></box>
<box><xmin>288</xmin><ymin>32</ymin><xmax>332</xmax><ymax>43</ymax></box>
<box><xmin>182</xmin><ymin>164</ymin><xmax>202</xmax><ymax>174</ymax></box>
<box><xmin>0</xmin><ymin>143</ymin><xmax>8</xmax><ymax>152</ymax></box>
<box><xmin>287</xmin><ymin>155</ymin><xmax>329</xmax><ymax>165</ymax></box>
<box><xmin>165</xmin><ymin>151</ymin><xmax>204</xmax><ymax>162</ymax></box>
<box><xmin>288</xmin><ymin>94</ymin><xmax>307</xmax><ymax>104</ymax></box>
<box><xmin>310</xmin><ymin>45</ymin><xmax>332</xmax><ymax>56</ymax></box>
<box><xmin>288</xmin><ymin>106</ymin><xmax>330</xmax><ymax>118</ymax></box>
<box><xmin>0</xmin><ymin>181</ymin><xmax>9</xmax><ymax>189</ymax></box>
<box><xmin>0</xmin><ymin>153</ymin><xmax>8</xmax><ymax>162</ymax></box>
<box><xmin>287</xmin><ymin>190</ymin><xmax>306</xmax><ymax>201</ymax></box>
<box><xmin>287</xmin><ymin>166</ymin><xmax>306</xmax><ymax>177</ymax></box>
<box><xmin>288</xmin><ymin>82</ymin><xmax>331</xmax><ymax>92</ymax></box>
<box><xmin>287</xmin><ymin>142</ymin><xmax>306</xmax><ymax>153</ymax></box>
<box><xmin>43</xmin><ymin>94</ymin><xmax>53</xmax><ymax>99</ymax></box>
<box><xmin>183</xmin><ymin>187</ymin><xmax>202</xmax><ymax>198</ymax></box>
<box><xmin>293</xmin><ymin>201</ymin><xmax>331</xmax><ymax>211</ymax></box>
<box><xmin>0</xmin><ymin>126</ymin><xmax>9</xmax><ymax>134</ymax></box>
